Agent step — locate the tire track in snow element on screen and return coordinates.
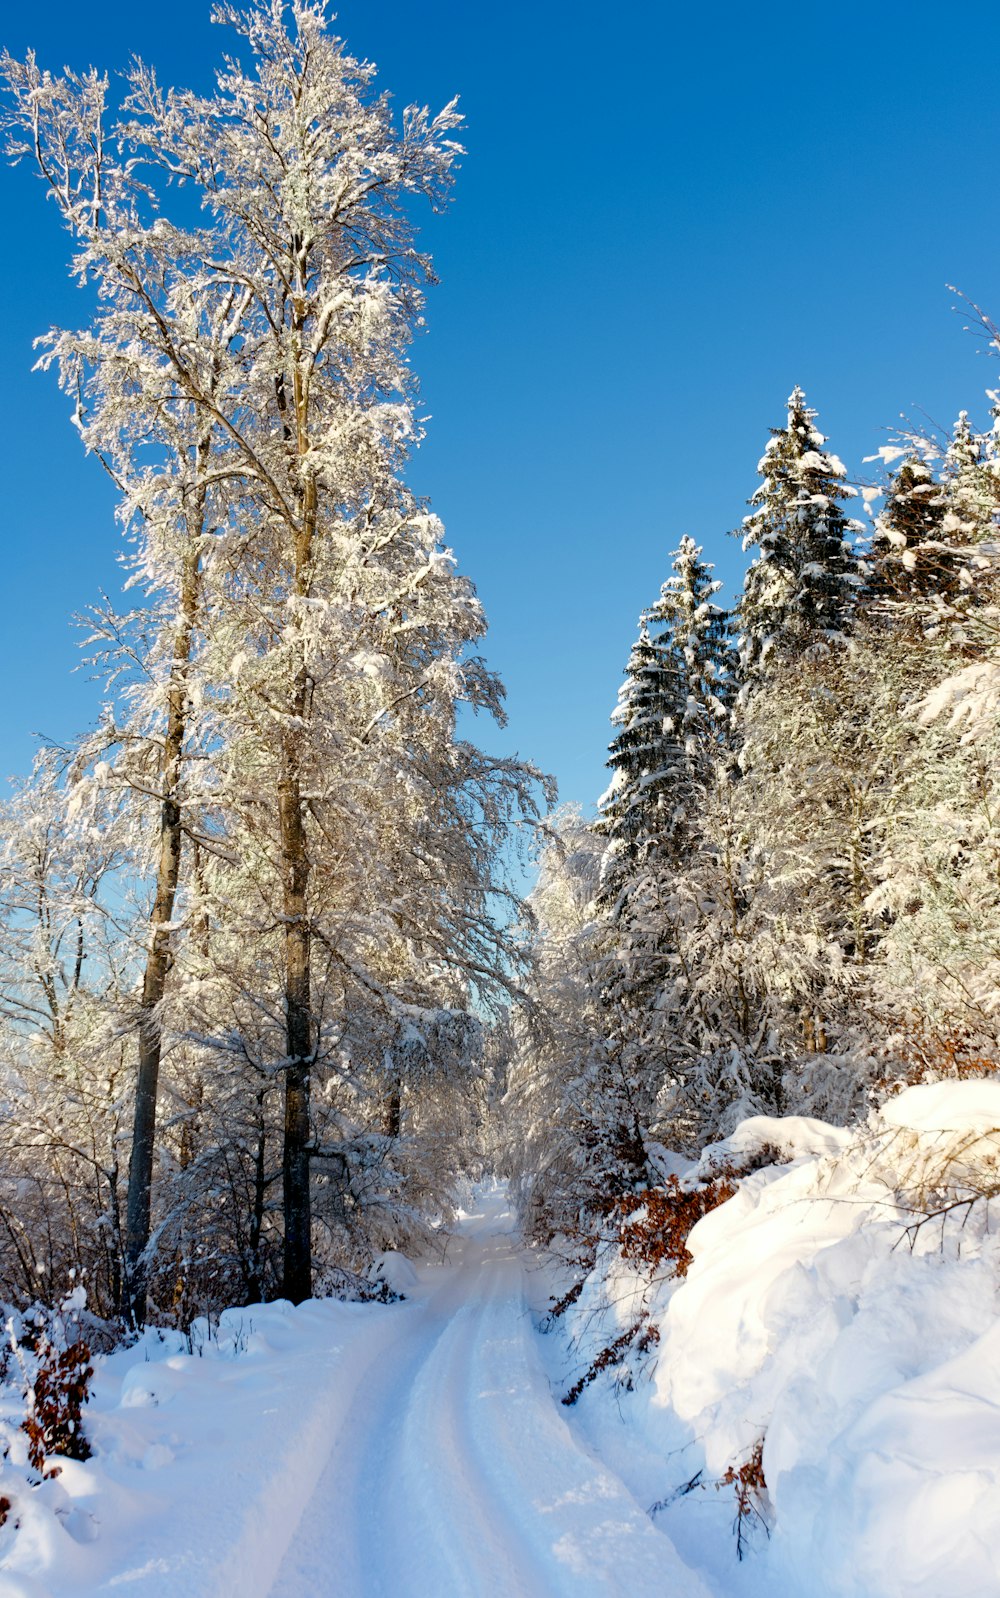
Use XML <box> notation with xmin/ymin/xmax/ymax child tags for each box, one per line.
<box><xmin>265</xmin><ymin>1189</ymin><xmax>715</xmax><ymax>1598</ymax></box>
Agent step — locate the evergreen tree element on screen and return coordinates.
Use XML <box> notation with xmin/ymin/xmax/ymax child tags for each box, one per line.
<box><xmin>586</xmin><ymin>539</ymin><xmax>736</xmax><ymax>1187</ymax></box>
<box><xmin>642</xmin><ymin>534</ymin><xmax>737</xmax><ymax>809</ymax></box>
<box><xmin>739</xmin><ymin>387</ymin><xmax>862</xmax><ymax>676</ymax></box>
<box><xmin>867</xmin><ymin>411</ymin><xmax>1000</xmax><ymax>647</ymax></box>
<box><xmin>598</xmin><ymin>537</ymin><xmax>734</xmax><ymax>901</ymax></box>
<box><xmin>939</xmin><ymin>411</ymin><xmax>1000</xmax><ymax>609</ymax></box>
<box><xmin>868</xmin><ymin>456</ymin><xmax>952</xmax><ymax>606</ymax></box>
<box><xmin>596</xmin><ymin>621</ymin><xmax>671</xmax><ymax>907</ymax></box>
<box><xmin>732</xmin><ymin>393</ymin><xmax>876</xmax><ymax>1106</ymax></box>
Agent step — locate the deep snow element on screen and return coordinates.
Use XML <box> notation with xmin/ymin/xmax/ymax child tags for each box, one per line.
<box><xmin>546</xmin><ymin>1083</ymin><xmax>1000</xmax><ymax>1598</ymax></box>
<box><xmin>4</xmin><ymin>1087</ymin><xmax>1000</xmax><ymax>1598</ymax></box>
<box><xmin>0</xmin><ymin>1187</ymin><xmax>712</xmax><ymax>1598</ymax></box>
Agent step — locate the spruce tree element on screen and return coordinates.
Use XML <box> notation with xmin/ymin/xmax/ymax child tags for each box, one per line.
<box><xmin>597</xmin><ymin>622</ymin><xmax>672</xmax><ymax>910</ymax></box>
<box><xmin>868</xmin><ymin>412</ymin><xmax>1000</xmax><ymax>642</ymax></box>
<box><xmin>940</xmin><ymin>410</ymin><xmax>1000</xmax><ymax>559</ymax></box>
<box><xmin>868</xmin><ymin>456</ymin><xmax>951</xmax><ymax>606</ymax></box>
<box><xmin>589</xmin><ymin>538</ymin><xmax>735</xmax><ymax>1189</ymax></box>
<box><xmin>734</xmin><ymin>393</ymin><xmax>870</xmax><ymax>1101</ymax></box>
<box><xmin>598</xmin><ymin>536</ymin><xmax>734</xmax><ymax>901</ymax></box>
<box><xmin>739</xmin><ymin>387</ymin><xmax>862</xmax><ymax>676</ymax></box>
<box><xmin>643</xmin><ymin>534</ymin><xmax>737</xmax><ymax>785</ymax></box>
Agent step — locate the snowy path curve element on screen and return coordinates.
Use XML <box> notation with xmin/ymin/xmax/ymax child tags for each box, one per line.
<box><xmin>264</xmin><ymin>1186</ymin><xmax>712</xmax><ymax>1598</ymax></box>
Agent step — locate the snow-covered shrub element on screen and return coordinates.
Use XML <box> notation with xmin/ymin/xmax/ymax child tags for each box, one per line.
<box><xmin>614</xmin><ymin>1173</ymin><xmax>740</xmax><ymax>1278</ymax></box>
<box><xmin>19</xmin><ymin>1337</ymin><xmax>93</xmax><ymax>1478</ymax></box>
<box><xmin>550</xmin><ymin>1082</ymin><xmax>1000</xmax><ymax>1596</ymax></box>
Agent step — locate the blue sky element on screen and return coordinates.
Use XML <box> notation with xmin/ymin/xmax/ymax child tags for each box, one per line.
<box><xmin>3</xmin><ymin>0</ymin><xmax>1000</xmax><ymax>814</ymax></box>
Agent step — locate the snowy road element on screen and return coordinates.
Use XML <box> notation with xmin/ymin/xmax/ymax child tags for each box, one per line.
<box><xmin>0</xmin><ymin>1187</ymin><xmax>715</xmax><ymax>1598</ymax></box>
<box><xmin>265</xmin><ymin>1186</ymin><xmax>713</xmax><ymax>1598</ymax></box>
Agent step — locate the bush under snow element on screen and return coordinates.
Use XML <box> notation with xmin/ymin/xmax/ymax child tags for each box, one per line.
<box><xmin>548</xmin><ymin>1081</ymin><xmax>1000</xmax><ymax>1598</ymax></box>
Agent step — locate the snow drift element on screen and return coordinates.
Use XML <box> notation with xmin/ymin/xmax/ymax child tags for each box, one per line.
<box><xmin>551</xmin><ymin>1081</ymin><xmax>1000</xmax><ymax>1598</ymax></box>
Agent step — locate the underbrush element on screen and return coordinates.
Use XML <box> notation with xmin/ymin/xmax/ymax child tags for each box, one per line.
<box><xmin>553</xmin><ymin>1143</ymin><xmax>787</xmax><ymax>1413</ymax></box>
<box><xmin>0</xmin><ymin>1293</ymin><xmax>98</xmax><ymax>1532</ymax></box>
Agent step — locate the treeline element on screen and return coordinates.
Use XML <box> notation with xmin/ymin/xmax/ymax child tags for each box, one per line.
<box><xmin>508</xmin><ymin>379</ymin><xmax>1000</xmax><ymax>1239</ymax></box>
<box><xmin>0</xmin><ymin>4</ymin><xmax>547</xmax><ymax>1330</ymax></box>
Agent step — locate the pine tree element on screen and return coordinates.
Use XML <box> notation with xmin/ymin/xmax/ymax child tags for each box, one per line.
<box><xmin>868</xmin><ymin>455</ymin><xmax>952</xmax><ymax>606</ymax></box>
<box><xmin>739</xmin><ymin>387</ymin><xmax>862</xmax><ymax>675</ymax></box>
<box><xmin>586</xmin><ymin>539</ymin><xmax>736</xmax><ymax>1187</ymax></box>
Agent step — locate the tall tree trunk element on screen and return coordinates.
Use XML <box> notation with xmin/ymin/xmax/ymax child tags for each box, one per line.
<box><xmin>279</xmin><ymin>742</ymin><xmax>313</xmax><ymax>1302</ymax></box>
<box><xmin>278</xmin><ymin>268</ymin><xmax>316</xmax><ymax>1304</ymax></box>
<box><xmin>124</xmin><ymin>526</ymin><xmax>201</xmax><ymax>1326</ymax></box>
<box><xmin>246</xmin><ymin>1087</ymin><xmax>269</xmax><ymax>1303</ymax></box>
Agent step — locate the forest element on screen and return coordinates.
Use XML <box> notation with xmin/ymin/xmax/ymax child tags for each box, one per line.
<box><xmin>509</xmin><ymin>379</ymin><xmax>1000</xmax><ymax>1238</ymax></box>
<box><xmin>0</xmin><ymin>4</ymin><xmax>998</xmax><ymax>1595</ymax></box>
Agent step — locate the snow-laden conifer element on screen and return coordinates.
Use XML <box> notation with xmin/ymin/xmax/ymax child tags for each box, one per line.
<box><xmin>588</xmin><ymin>541</ymin><xmax>737</xmax><ymax>1177</ymax></box>
<box><xmin>738</xmin><ymin>387</ymin><xmax>862</xmax><ymax>675</ymax></box>
<box><xmin>868</xmin><ymin>456</ymin><xmax>952</xmax><ymax>606</ymax></box>
<box><xmin>598</xmin><ymin>537</ymin><xmax>734</xmax><ymax>899</ymax></box>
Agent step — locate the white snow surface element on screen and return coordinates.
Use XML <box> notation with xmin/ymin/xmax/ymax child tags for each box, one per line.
<box><xmin>548</xmin><ymin>1082</ymin><xmax>1000</xmax><ymax>1598</ymax></box>
<box><xmin>695</xmin><ymin>1112</ymin><xmax>851</xmax><ymax>1171</ymax></box>
<box><xmin>0</xmin><ymin>1187</ymin><xmax>712</xmax><ymax>1598</ymax></box>
<box><xmin>6</xmin><ymin>1092</ymin><xmax>1000</xmax><ymax>1598</ymax></box>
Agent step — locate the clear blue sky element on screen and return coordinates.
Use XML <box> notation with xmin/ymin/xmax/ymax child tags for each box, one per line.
<box><xmin>3</xmin><ymin>0</ymin><xmax>1000</xmax><ymax>813</ymax></box>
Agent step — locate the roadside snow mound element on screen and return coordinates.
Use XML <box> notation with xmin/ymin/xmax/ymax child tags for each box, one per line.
<box><xmin>554</xmin><ymin>1081</ymin><xmax>1000</xmax><ymax>1598</ymax></box>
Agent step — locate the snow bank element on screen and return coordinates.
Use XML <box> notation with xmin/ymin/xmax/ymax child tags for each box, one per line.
<box><xmin>878</xmin><ymin>1078</ymin><xmax>1000</xmax><ymax>1135</ymax></box>
<box><xmin>695</xmin><ymin>1112</ymin><xmax>852</xmax><ymax>1171</ymax></box>
<box><xmin>551</xmin><ymin>1082</ymin><xmax>1000</xmax><ymax>1598</ymax></box>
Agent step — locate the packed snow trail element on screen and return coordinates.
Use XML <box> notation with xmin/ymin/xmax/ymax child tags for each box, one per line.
<box><xmin>265</xmin><ymin>1185</ymin><xmax>713</xmax><ymax>1598</ymax></box>
<box><xmin>0</xmin><ymin>1186</ymin><xmax>715</xmax><ymax>1597</ymax></box>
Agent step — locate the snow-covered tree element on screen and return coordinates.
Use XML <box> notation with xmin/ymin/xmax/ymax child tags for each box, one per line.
<box><xmin>867</xmin><ymin>408</ymin><xmax>1000</xmax><ymax>640</ymax></box>
<box><xmin>598</xmin><ymin>536</ymin><xmax>734</xmax><ymax>897</ymax></box>
<box><xmin>2</xmin><ymin>0</ymin><xmax>550</xmax><ymax>1319</ymax></box>
<box><xmin>0</xmin><ymin>49</ymin><xmax>248</xmax><ymax>1320</ymax></box>
<box><xmin>868</xmin><ymin>456</ymin><xmax>953</xmax><ymax>607</ymax></box>
<box><xmin>0</xmin><ymin>753</ymin><xmax>132</xmax><ymax>1317</ymax></box>
<box><xmin>866</xmin><ymin>700</ymin><xmax>1000</xmax><ymax>1058</ymax></box>
<box><xmin>532</xmin><ymin>540</ymin><xmax>738</xmax><ymax>1191</ymax></box>
<box><xmin>738</xmin><ymin>387</ymin><xmax>862</xmax><ymax>676</ymax></box>
<box><xmin>504</xmin><ymin>809</ymin><xmax>611</xmax><ymax>1240</ymax></box>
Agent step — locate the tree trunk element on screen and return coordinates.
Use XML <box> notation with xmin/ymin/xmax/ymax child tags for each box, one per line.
<box><xmin>278</xmin><ymin>267</ymin><xmax>317</xmax><ymax>1305</ymax></box>
<box><xmin>124</xmin><ymin>532</ymin><xmax>200</xmax><ymax>1326</ymax></box>
<box><xmin>383</xmin><ymin>1081</ymin><xmax>402</xmax><ymax>1139</ymax></box>
<box><xmin>246</xmin><ymin>1087</ymin><xmax>268</xmax><ymax>1303</ymax></box>
<box><xmin>279</xmin><ymin>746</ymin><xmax>313</xmax><ymax>1302</ymax></box>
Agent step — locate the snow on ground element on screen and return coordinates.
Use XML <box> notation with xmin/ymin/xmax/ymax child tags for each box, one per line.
<box><xmin>5</xmin><ymin>1088</ymin><xmax>1000</xmax><ymax>1598</ymax></box>
<box><xmin>0</xmin><ymin>1187</ymin><xmax>713</xmax><ymax>1598</ymax></box>
<box><xmin>544</xmin><ymin>1082</ymin><xmax>1000</xmax><ymax>1598</ymax></box>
